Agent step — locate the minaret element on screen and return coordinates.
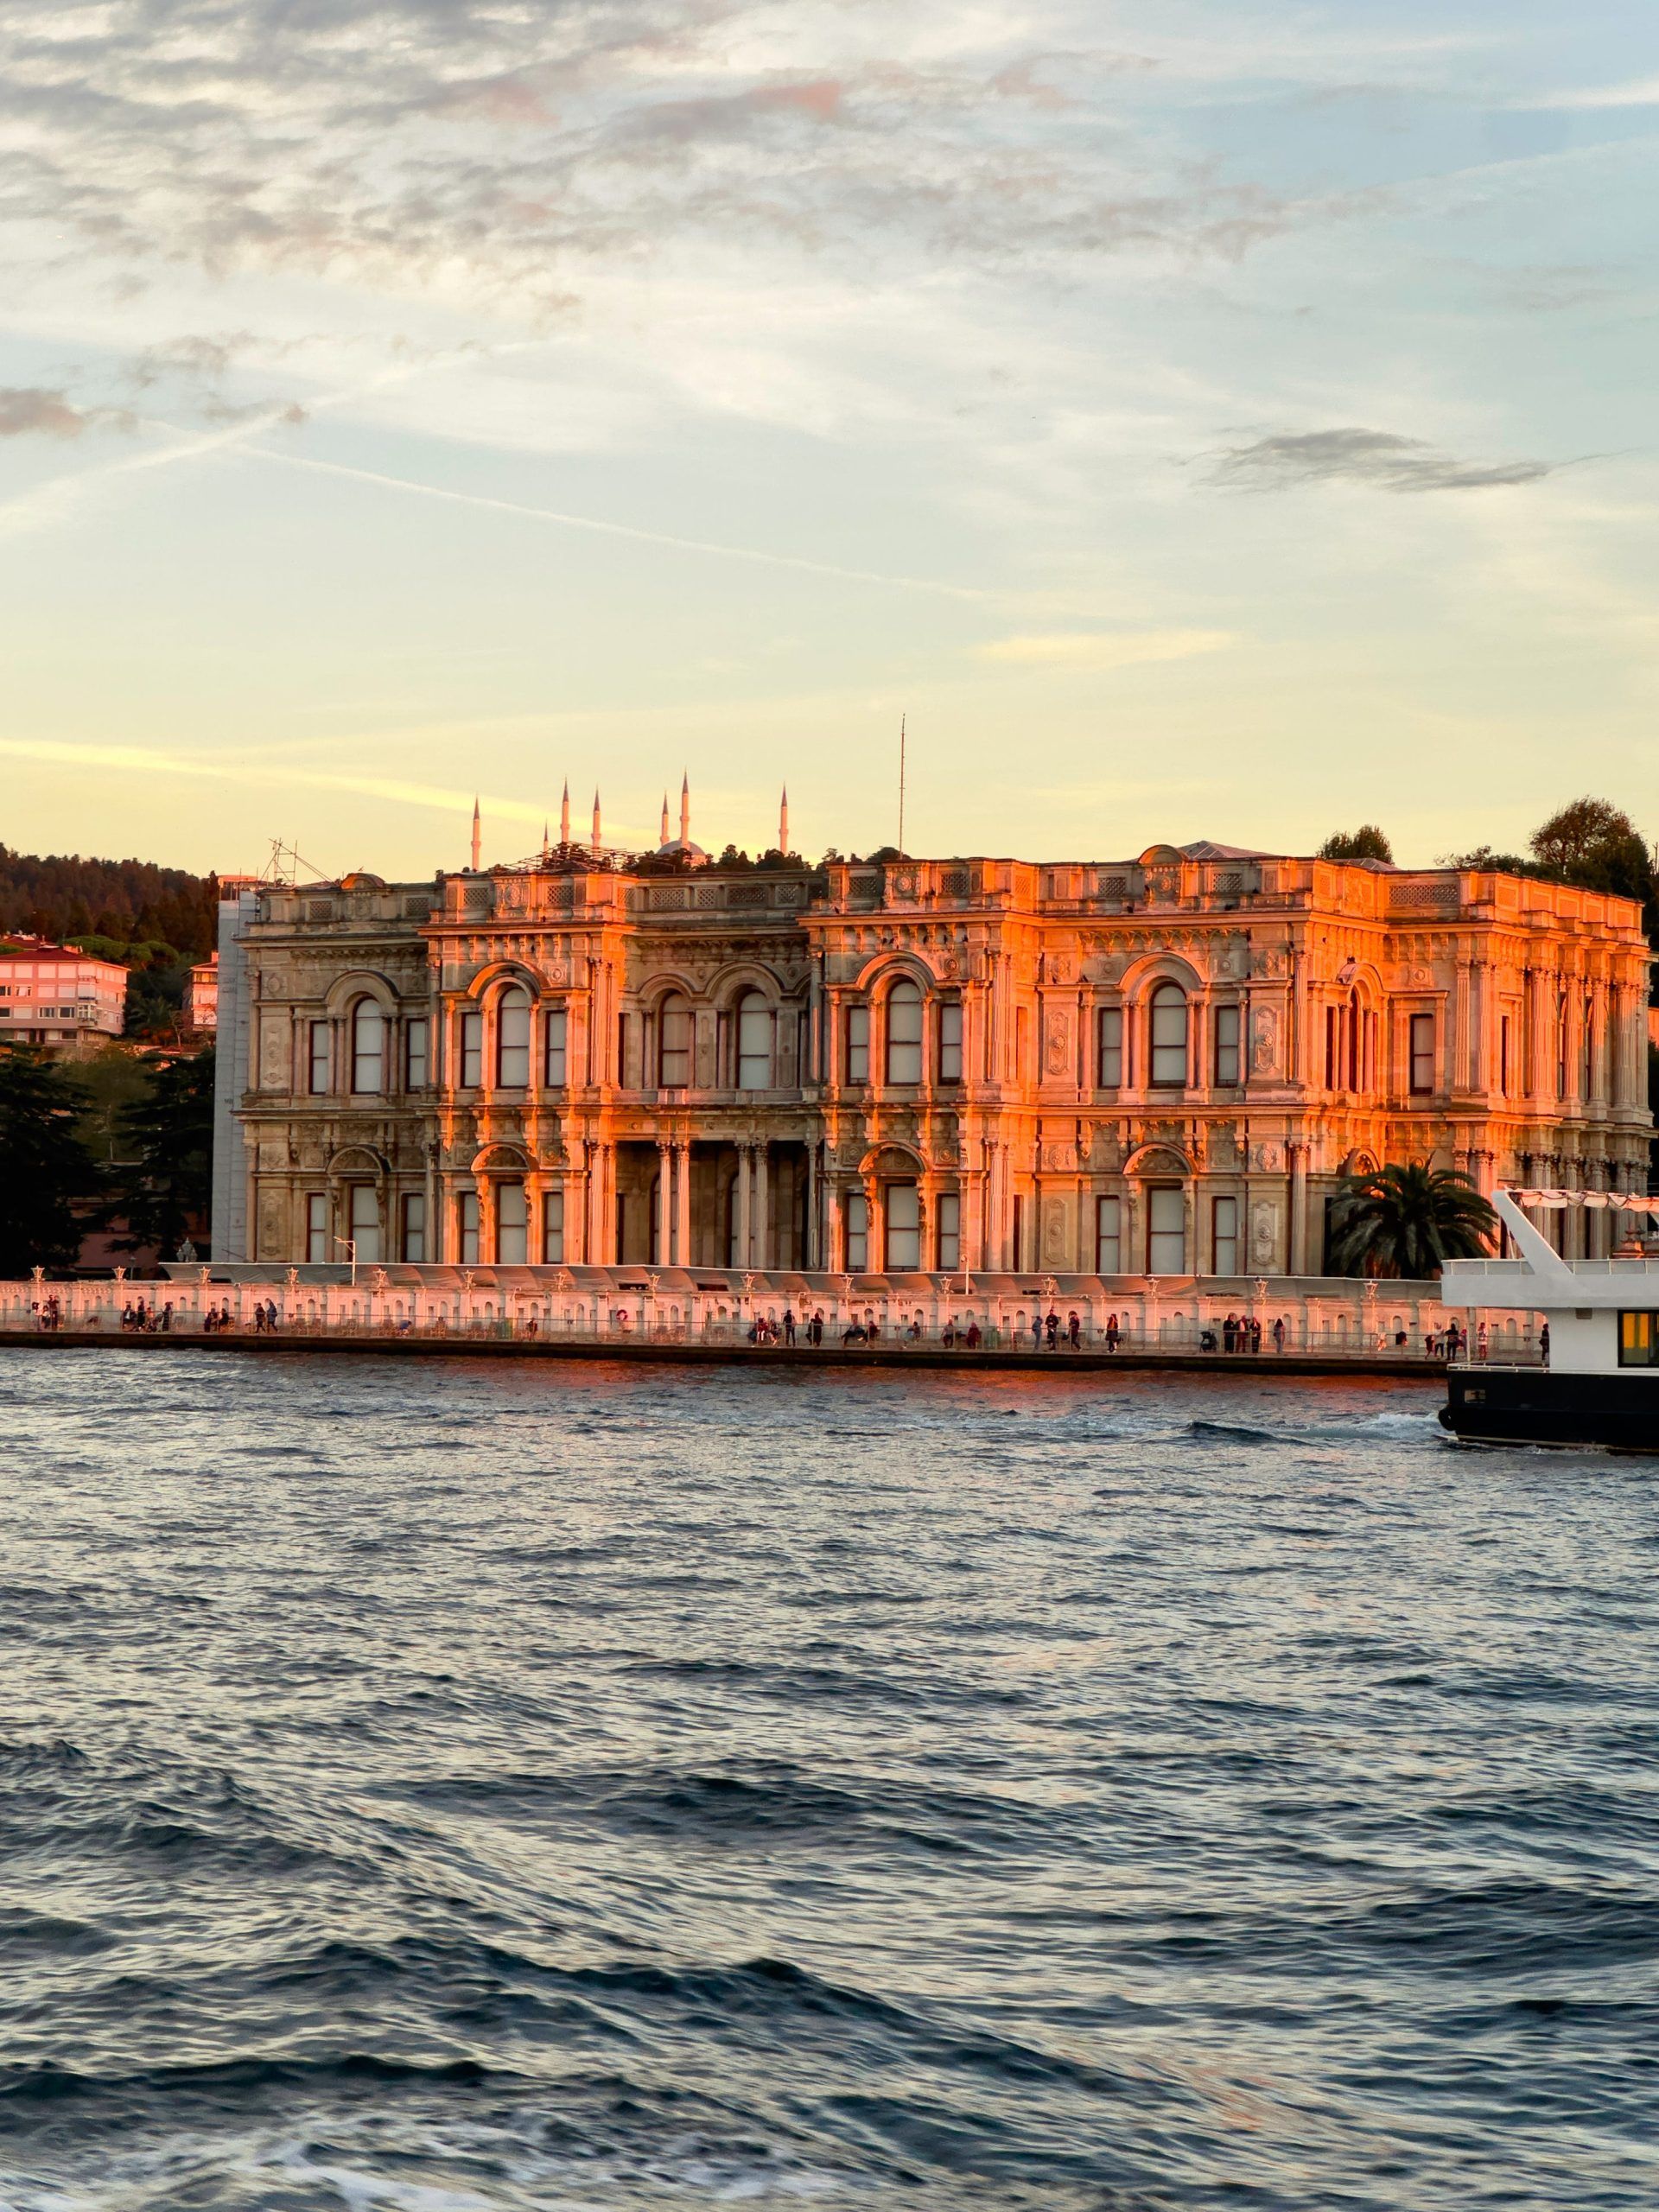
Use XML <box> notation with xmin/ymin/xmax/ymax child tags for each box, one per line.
<box><xmin>471</xmin><ymin>797</ymin><xmax>481</xmax><ymax>871</ymax></box>
<box><xmin>541</xmin><ymin>820</ymin><xmax>550</xmax><ymax>861</ymax></box>
<box><xmin>779</xmin><ymin>785</ymin><xmax>789</xmax><ymax>855</ymax></box>
<box><xmin>559</xmin><ymin>781</ymin><xmax>570</xmax><ymax>846</ymax></box>
<box><xmin>591</xmin><ymin>789</ymin><xmax>601</xmax><ymax>855</ymax></box>
<box><xmin>680</xmin><ymin>772</ymin><xmax>690</xmax><ymax>848</ymax></box>
<box><xmin>660</xmin><ymin>791</ymin><xmax>671</xmax><ymax>847</ymax></box>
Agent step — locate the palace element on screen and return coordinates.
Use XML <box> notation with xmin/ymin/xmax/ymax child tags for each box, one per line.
<box><xmin>210</xmin><ymin>801</ymin><xmax>1653</xmax><ymax>1278</ymax></box>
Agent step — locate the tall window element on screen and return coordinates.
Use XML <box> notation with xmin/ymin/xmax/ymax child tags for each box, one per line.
<box><xmin>350</xmin><ymin>1001</ymin><xmax>384</xmax><ymax>1094</ymax></box>
<box><xmin>1211</xmin><ymin>1194</ymin><xmax>1238</xmax><ymax>1274</ymax></box>
<box><xmin>1097</xmin><ymin>1007</ymin><xmax>1123</xmax><ymax>1089</ymax></box>
<box><xmin>1148</xmin><ymin>985</ymin><xmax>1188</xmax><ymax>1088</ymax></box>
<box><xmin>659</xmin><ymin>994</ymin><xmax>691</xmax><ymax>1088</ymax></box>
<box><xmin>400</xmin><ymin>1192</ymin><xmax>425</xmax><ymax>1263</ymax></box>
<box><xmin>845</xmin><ymin>1192</ymin><xmax>868</xmax><ymax>1271</ymax></box>
<box><xmin>456</xmin><ymin>1191</ymin><xmax>480</xmax><ymax>1265</ymax></box>
<box><xmin>460</xmin><ymin>1010</ymin><xmax>483</xmax><ymax>1088</ymax></box>
<box><xmin>497</xmin><ymin>989</ymin><xmax>531</xmax><ymax>1088</ymax></box>
<box><xmin>306</xmin><ymin>1192</ymin><xmax>328</xmax><ymax>1262</ymax></box>
<box><xmin>496</xmin><ymin>1180</ymin><xmax>528</xmax><ymax>1263</ymax></box>
<box><xmin>1147</xmin><ymin>1186</ymin><xmax>1185</xmax><ymax>1274</ymax></box>
<box><xmin>886</xmin><ymin>980</ymin><xmax>923</xmax><ymax>1084</ymax></box>
<box><xmin>1409</xmin><ymin>1013</ymin><xmax>1434</xmax><ymax>1096</ymax></box>
<box><xmin>938</xmin><ymin>1001</ymin><xmax>963</xmax><ymax>1083</ymax></box>
<box><xmin>544</xmin><ymin>1007</ymin><xmax>568</xmax><ymax>1087</ymax></box>
<box><xmin>937</xmin><ymin>1191</ymin><xmax>960</xmax><ymax>1270</ymax></box>
<box><xmin>885</xmin><ymin>1181</ymin><xmax>921</xmax><ymax>1269</ymax></box>
<box><xmin>1213</xmin><ymin>1004</ymin><xmax>1241</xmax><ymax>1086</ymax></box>
<box><xmin>542</xmin><ymin>1189</ymin><xmax>564</xmax><ymax>1263</ymax></box>
<box><xmin>1500</xmin><ymin>1014</ymin><xmax>1510</xmax><ymax>1096</ymax></box>
<box><xmin>348</xmin><ymin>1183</ymin><xmax>380</xmax><ymax>1264</ymax></box>
<box><xmin>404</xmin><ymin>1017</ymin><xmax>428</xmax><ymax>1090</ymax></box>
<box><xmin>846</xmin><ymin>1003</ymin><xmax>870</xmax><ymax>1084</ymax></box>
<box><xmin>736</xmin><ymin>992</ymin><xmax>772</xmax><ymax>1090</ymax></box>
<box><xmin>1556</xmin><ymin>993</ymin><xmax>1568</xmax><ymax>1099</ymax></box>
<box><xmin>308</xmin><ymin>1020</ymin><xmax>330</xmax><ymax>1096</ymax></box>
<box><xmin>1096</xmin><ymin>1195</ymin><xmax>1121</xmax><ymax>1273</ymax></box>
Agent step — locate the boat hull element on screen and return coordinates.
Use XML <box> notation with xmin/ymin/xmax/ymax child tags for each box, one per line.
<box><xmin>1440</xmin><ymin>1368</ymin><xmax>1659</xmax><ymax>1452</ymax></box>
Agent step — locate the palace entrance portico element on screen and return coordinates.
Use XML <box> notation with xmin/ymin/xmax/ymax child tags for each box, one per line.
<box><xmin>608</xmin><ymin>1136</ymin><xmax>813</xmax><ymax>1268</ymax></box>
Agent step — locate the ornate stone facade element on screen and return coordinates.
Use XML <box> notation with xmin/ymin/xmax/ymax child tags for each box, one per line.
<box><xmin>213</xmin><ymin>841</ymin><xmax>1653</xmax><ymax>1274</ymax></box>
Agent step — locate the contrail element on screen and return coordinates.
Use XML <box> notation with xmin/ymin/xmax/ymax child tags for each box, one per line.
<box><xmin>242</xmin><ymin>444</ymin><xmax>1000</xmax><ymax>602</ymax></box>
<box><xmin>0</xmin><ymin>403</ymin><xmax>310</xmax><ymax>542</ymax></box>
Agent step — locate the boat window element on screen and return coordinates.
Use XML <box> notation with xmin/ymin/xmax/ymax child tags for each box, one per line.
<box><xmin>1618</xmin><ymin>1311</ymin><xmax>1659</xmax><ymax>1366</ymax></box>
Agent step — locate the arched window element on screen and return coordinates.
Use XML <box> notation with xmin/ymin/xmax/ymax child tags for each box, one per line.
<box><xmin>1148</xmin><ymin>983</ymin><xmax>1188</xmax><ymax>1088</ymax></box>
<box><xmin>885</xmin><ymin>979</ymin><xmax>923</xmax><ymax>1084</ymax></box>
<box><xmin>659</xmin><ymin>993</ymin><xmax>691</xmax><ymax>1088</ymax></box>
<box><xmin>496</xmin><ymin>988</ymin><xmax>531</xmax><ymax>1088</ymax></box>
<box><xmin>350</xmin><ymin>1000</ymin><xmax>384</xmax><ymax>1094</ymax></box>
<box><xmin>736</xmin><ymin>992</ymin><xmax>772</xmax><ymax>1090</ymax></box>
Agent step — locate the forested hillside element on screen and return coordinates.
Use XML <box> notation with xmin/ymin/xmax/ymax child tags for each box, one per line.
<box><xmin>0</xmin><ymin>846</ymin><xmax>217</xmax><ymax>963</ymax></box>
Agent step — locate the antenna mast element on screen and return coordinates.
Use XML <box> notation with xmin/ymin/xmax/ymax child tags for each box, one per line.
<box><xmin>898</xmin><ymin>712</ymin><xmax>906</xmax><ymax>856</ymax></box>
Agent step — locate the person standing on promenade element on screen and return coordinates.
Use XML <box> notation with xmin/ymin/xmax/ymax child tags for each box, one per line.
<box><xmin>1273</xmin><ymin>1316</ymin><xmax>1286</xmax><ymax>1353</ymax></box>
<box><xmin>1105</xmin><ymin>1313</ymin><xmax>1121</xmax><ymax>1352</ymax></box>
<box><xmin>810</xmin><ymin>1309</ymin><xmax>823</xmax><ymax>1345</ymax></box>
<box><xmin>1067</xmin><ymin>1311</ymin><xmax>1081</xmax><ymax>1349</ymax></box>
<box><xmin>784</xmin><ymin>1307</ymin><xmax>796</xmax><ymax>1346</ymax></box>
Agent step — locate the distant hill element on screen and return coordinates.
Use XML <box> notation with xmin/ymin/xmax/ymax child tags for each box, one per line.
<box><xmin>0</xmin><ymin>845</ymin><xmax>217</xmax><ymax>965</ymax></box>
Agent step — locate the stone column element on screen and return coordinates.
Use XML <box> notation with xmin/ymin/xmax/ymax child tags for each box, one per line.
<box><xmin>754</xmin><ymin>1141</ymin><xmax>770</xmax><ymax>1268</ymax></box>
<box><xmin>656</xmin><ymin>1143</ymin><xmax>673</xmax><ymax>1266</ymax></box>
<box><xmin>805</xmin><ymin>1144</ymin><xmax>819</xmax><ymax>1269</ymax></box>
<box><xmin>676</xmin><ymin>1141</ymin><xmax>693</xmax><ymax>1265</ymax></box>
<box><xmin>735</xmin><ymin>1145</ymin><xmax>753</xmax><ymax>1271</ymax></box>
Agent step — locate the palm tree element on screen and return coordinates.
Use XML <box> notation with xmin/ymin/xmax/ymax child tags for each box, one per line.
<box><xmin>1325</xmin><ymin>1161</ymin><xmax>1497</xmax><ymax>1280</ymax></box>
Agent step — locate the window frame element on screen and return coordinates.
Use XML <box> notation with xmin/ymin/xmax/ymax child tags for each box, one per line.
<box><xmin>1211</xmin><ymin>1193</ymin><xmax>1239</xmax><ymax>1275</ymax></box>
<box><xmin>308</xmin><ymin>1020</ymin><xmax>331</xmax><ymax>1096</ymax></box>
<box><xmin>347</xmin><ymin>1182</ymin><xmax>381</xmax><ymax>1263</ymax></box>
<box><xmin>456</xmin><ymin>1190</ymin><xmax>480</xmax><ymax>1266</ymax></box>
<box><xmin>735</xmin><ymin>991</ymin><xmax>772</xmax><ymax>1091</ymax></box>
<box><xmin>658</xmin><ymin>994</ymin><xmax>692</xmax><ymax>1089</ymax></box>
<box><xmin>844</xmin><ymin>1191</ymin><xmax>869</xmax><ymax>1272</ymax></box>
<box><xmin>1212</xmin><ymin>1003</ymin><xmax>1241</xmax><ymax>1088</ymax></box>
<box><xmin>459</xmin><ymin>1009</ymin><xmax>483</xmax><ymax>1090</ymax></box>
<box><xmin>1096</xmin><ymin>1194</ymin><xmax>1122</xmax><ymax>1274</ymax></box>
<box><xmin>845</xmin><ymin>1003</ymin><xmax>870</xmax><ymax>1084</ymax></box>
<box><xmin>936</xmin><ymin>1191</ymin><xmax>961</xmax><ymax>1270</ymax></box>
<box><xmin>542</xmin><ymin>1188</ymin><xmax>564</xmax><ymax>1264</ymax></box>
<box><xmin>495</xmin><ymin>1179</ymin><xmax>528</xmax><ymax>1263</ymax></box>
<box><xmin>404</xmin><ymin>1016</ymin><xmax>429</xmax><ymax>1091</ymax></box>
<box><xmin>544</xmin><ymin>1006</ymin><xmax>568</xmax><ymax>1088</ymax></box>
<box><xmin>496</xmin><ymin>988</ymin><xmax>531</xmax><ymax>1089</ymax></box>
<box><xmin>1097</xmin><ymin>1006</ymin><xmax>1124</xmax><ymax>1090</ymax></box>
<box><xmin>305</xmin><ymin>1192</ymin><xmax>329</xmax><ymax>1263</ymax></box>
<box><xmin>884</xmin><ymin>1180</ymin><xmax>921</xmax><ymax>1270</ymax></box>
<box><xmin>1618</xmin><ymin>1311</ymin><xmax>1659</xmax><ymax>1367</ymax></box>
<box><xmin>1146</xmin><ymin>1184</ymin><xmax>1186</xmax><ymax>1274</ymax></box>
<box><xmin>937</xmin><ymin>1000</ymin><xmax>963</xmax><ymax>1084</ymax></box>
<box><xmin>350</xmin><ymin>1000</ymin><xmax>385</xmax><ymax>1096</ymax></box>
<box><xmin>400</xmin><ymin>1191</ymin><xmax>426</xmax><ymax>1263</ymax></box>
<box><xmin>885</xmin><ymin>979</ymin><xmax>923</xmax><ymax>1086</ymax></box>
<box><xmin>1408</xmin><ymin>1012</ymin><xmax>1434</xmax><ymax>1096</ymax></box>
<box><xmin>1147</xmin><ymin>984</ymin><xmax>1188</xmax><ymax>1090</ymax></box>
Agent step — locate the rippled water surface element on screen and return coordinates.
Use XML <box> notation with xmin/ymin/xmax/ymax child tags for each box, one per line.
<box><xmin>2</xmin><ymin>1349</ymin><xmax>1657</xmax><ymax>2211</ymax></box>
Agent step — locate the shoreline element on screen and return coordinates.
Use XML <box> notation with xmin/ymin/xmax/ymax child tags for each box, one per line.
<box><xmin>0</xmin><ymin>1328</ymin><xmax>1447</xmax><ymax>1380</ymax></box>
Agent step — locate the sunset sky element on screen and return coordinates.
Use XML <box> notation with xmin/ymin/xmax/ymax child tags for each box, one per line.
<box><xmin>2</xmin><ymin>0</ymin><xmax>1656</xmax><ymax>879</ymax></box>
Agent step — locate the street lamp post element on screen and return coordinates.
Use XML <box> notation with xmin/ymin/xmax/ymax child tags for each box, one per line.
<box><xmin>335</xmin><ymin>1237</ymin><xmax>358</xmax><ymax>1288</ymax></box>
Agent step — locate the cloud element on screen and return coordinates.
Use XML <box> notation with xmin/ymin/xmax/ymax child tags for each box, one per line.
<box><xmin>0</xmin><ymin>386</ymin><xmax>134</xmax><ymax>438</ymax></box>
<box><xmin>976</xmin><ymin>628</ymin><xmax>1236</xmax><ymax>669</ymax></box>
<box><xmin>1517</xmin><ymin>74</ymin><xmax>1659</xmax><ymax>111</ymax></box>
<box><xmin>1198</xmin><ymin>429</ymin><xmax>1558</xmax><ymax>493</ymax></box>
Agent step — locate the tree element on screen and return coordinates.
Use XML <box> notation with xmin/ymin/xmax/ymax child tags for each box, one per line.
<box><xmin>1326</xmin><ymin>1161</ymin><xmax>1497</xmax><ymax>1280</ymax></box>
<box><xmin>1529</xmin><ymin>796</ymin><xmax>1656</xmax><ymax>933</ymax></box>
<box><xmin>113</xmin><ymin>1047</ymin><xmax>215</xmax><ymax>1256</ymax></box>
<box><xmin>0</xmin><ymin>1047</ymin><xmax>104</xmax><ymax>1273</ymax></box>
<box><xmin>1319</xmin><ymin>825</ymin><xmax>1394</xmax><ymax>863</ymax></box>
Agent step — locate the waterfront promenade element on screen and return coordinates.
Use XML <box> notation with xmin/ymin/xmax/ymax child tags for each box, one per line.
<box><xmin>1</xmin><ymin>1263</ymin><xmax>1539</xmax><ymax>1377</ymax></box>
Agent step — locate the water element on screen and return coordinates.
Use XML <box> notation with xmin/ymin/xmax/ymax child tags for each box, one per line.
<box><xmin>2</xmin><ymin>1350</ymin><xmax>1656</xmax><ymax>2211</ymax></box>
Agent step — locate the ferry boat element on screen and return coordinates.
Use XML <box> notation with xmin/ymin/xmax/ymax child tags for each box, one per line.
<box><xmin>1440</xmin><ymin>1189</ymin><xmax>1659</xmax><ymax>1452</ymax></box>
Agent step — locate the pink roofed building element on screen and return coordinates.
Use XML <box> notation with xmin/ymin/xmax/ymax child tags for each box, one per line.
<box><xmin>0</xmin><ymin>938</ymin><xmax>127</xmax><ymax>1048</ymax></box>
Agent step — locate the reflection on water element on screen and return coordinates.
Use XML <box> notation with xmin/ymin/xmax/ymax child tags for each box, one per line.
<box><xmin>1</xmin><ymin>1350</ymin><xmax>1656</xmax><ymax>2210</ymax></box>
